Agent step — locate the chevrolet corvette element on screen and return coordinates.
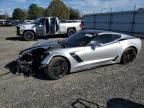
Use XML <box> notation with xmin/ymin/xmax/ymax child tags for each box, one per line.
<box><xmin>16</xmin><ymin>30</ymin><xmax>142</xmax><ymax>80</ymax></box>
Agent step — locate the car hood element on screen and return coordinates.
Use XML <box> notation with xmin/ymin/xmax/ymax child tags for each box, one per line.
<box><xmin>19</xmin><ymin>40</ymin><xmax>65</xmax><ymax>55</ymax></box>
<box><xmin>32</xmin><ymin>40</ymin><xmax>59</xmax><ymax>47</ymax></box>
<box><xmin>17</xmin><ymin>23</ymin><xmax>35</xmax><ymax>28</ymax></box>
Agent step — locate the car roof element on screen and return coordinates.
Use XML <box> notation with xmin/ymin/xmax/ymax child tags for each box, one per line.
<box><xmin>82</xmin><ymin>29</ymin><xmax>121</xmax><ymax>34</ymax></box>
<box><xmin>82</xmin><ymin>29</ymin><xmax>133</xmax><ymax>39</ymax></box>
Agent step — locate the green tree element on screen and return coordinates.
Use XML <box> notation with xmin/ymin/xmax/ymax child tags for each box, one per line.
<box><xmin>12</xmin><ymin>8</ymin><xmax>25</xmax><ymax>20</ymax></box>
<box><xmin>39</xmin><ymin>7</ymin><xmax>45</xmax><ymax>17</ymax></box>
<box><xmin>0</xmin><ymin>15</ymin><xmax>8</xmax><ymax>19</ymax></box>
<box><xmin>23</xmin><ymin>9</ymin><xmax>28</xmax><ymax>19</ymax></box>
<box><xmin>69</xmin><ymin>8</ymin><xmax>80</xmax><ymax>19</ymax></box>
<box><xmin>45</xmin><ymin>0</ymin><xmax>69</xmax><ymax>19</ymax></box>
<box><xmin>28</xmin><ymin>4</ymin><xmax>45</xmax><ymax>19</ymax></box>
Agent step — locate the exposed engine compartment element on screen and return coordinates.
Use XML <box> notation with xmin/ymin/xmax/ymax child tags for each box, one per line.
<box><xmin>20</xmin><ymin>48</ymin><xmax>48</xmax><ymax>62</ymax></box>
<box><xmin>17</xmin><ymin>43</ymin><xmax>65</xmax><ymax>75</ymax></box>
<box><xmin>17</xmin><ymin>48</ymin><xmax>49</xmax><ymax>75</ymax></box>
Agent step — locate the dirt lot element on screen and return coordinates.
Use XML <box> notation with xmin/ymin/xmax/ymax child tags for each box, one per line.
<box><xmin>0</xmin><ymin>27</ymin><xmax>144</xmax><ymax>108</ymax></box>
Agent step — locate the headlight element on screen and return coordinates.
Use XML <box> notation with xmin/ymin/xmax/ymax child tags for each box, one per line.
<box><xmin>20</xmin><ymin>26</ymin><xmax>25</xmax><ymax>30</ymax></box>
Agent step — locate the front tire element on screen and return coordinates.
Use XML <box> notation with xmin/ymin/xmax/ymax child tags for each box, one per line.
<box><xmin>44</xmin><ymin>57</ymin><xmax>69</xmax><ymax>80</ymax></box>
<box><xmin>23</xmin><ymin>31</ymin><xmax>35</xmax><ymax>41</ymax></box>
<box><xmin>121</xmin><ymin>47</ymin><xmax>137</xmax><ymax>64</ymax></box>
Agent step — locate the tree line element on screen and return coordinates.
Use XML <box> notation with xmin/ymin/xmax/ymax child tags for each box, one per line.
<box><xmin>12</xmin><ymin>0</ymin><xmax>80</xmax><ymax>20</ymax></box>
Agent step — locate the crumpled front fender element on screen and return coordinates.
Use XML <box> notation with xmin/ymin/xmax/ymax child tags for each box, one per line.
<box><xmin>41</xmin><ymin>52</ymin><xmax>69</xmax><ymax>66</ymax></box>
<box><xmin>41</xmin><ymin>53</ymin><xmax>55</xmax><ymax>65</ymax></box>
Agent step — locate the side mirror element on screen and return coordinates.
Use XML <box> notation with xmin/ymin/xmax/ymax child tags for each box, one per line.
<box><xmin>38</xmin><ymin>24</ymin><xmax>43</xmax><ymax>27</ymax></box>
<box><xmin>89</xmin><ymin>41</ymin><xmax>101</xmax><ymax>50</ymax></box>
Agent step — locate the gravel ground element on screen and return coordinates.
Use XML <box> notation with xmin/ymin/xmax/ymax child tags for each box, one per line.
<box><xmin>0</xmin><ymin>27</ymin><xmax>144</xmax><ymax>108</ymax></box>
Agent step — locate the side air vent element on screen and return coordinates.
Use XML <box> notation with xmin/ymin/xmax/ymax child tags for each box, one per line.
<box><xmin>113</xmin><ymin>56</ymin><xmax>119</xmax><ymax>61</ymax></box>
<box><xmin>70</xmin><ymin>53</ymin><xmax>83</xmax><ymax>63</ymax></box>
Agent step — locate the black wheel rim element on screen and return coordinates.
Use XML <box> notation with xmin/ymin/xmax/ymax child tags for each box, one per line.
<box><xmin>124</xmin><ymin>49</ymin><xmax>136</xmax><ymax>63</ymax></box>
<box><xmin>51</xmin><ymin>60</ymin><xmax>68</xmax><ymax>78</ymax></box>
<box><xmin>24</xmin><ymin>32</ymin><xmax>33</xmax><ymax>40</ymax></box>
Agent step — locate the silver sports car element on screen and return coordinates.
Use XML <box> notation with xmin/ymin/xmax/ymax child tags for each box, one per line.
<box><xmin>16</xmin><ymin>30</ymin><xmax>142</xmax><ymax>80</ymax></box>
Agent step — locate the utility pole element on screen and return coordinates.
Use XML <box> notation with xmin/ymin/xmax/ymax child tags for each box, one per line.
<box><xmin>110</xmin><ymin>7</ymin><xmax>112</xmax><ymax>13</ymax></box>
<box><xmin>134</xmin><ymin>4</ymin><xmax>137</xmax><ymax>11</ymax></box>
<box><xmin>81</xmin><ymin>11</ymin><xmax>83</xmax><ymax>18</ymax></box>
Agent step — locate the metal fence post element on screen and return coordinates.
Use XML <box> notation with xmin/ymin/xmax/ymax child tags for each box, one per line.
<box><xmin>109</xmin><ymin>13</ymin><xmax>112</xmax><ymax>31</ymax></box>
<box><xmin>93</xmin><ymin>14</ymin><xmax>96</xmax><ymax>30</ymax></box>
<box><xmin>131</xmin><ymin>11</ymin><xmax>136</xmax><ymax>33</ymax></box>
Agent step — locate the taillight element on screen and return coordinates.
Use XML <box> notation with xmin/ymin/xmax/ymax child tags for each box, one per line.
<box><xmin>80</xmin><ymin>21</ymin><xmax>84</xmax><ymax>29</ymax></box>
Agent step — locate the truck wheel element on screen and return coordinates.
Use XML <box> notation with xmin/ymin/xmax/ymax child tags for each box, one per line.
<box><xmin>44</xmin><ymin>57</ymin><xmax>69</xmax><ymax>80</ymax></box>
<box><xmin>67</xmin><ymin>29</ymin><xmax>76</xmax><ymax>36</ymax></box>
<box><xmin>23</xmin><ymin>31</ymin><xmax>35</xmax><ymax>41</ymax></box>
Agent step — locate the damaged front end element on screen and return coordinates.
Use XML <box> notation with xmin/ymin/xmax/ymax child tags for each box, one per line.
<box><xmin>16</xmin><ymin>40</ymin><xmax>66</xmax><ymax>76</ymax></box>
<box><xmin>16</xmin><ymin>47</ymin><xmax>49</xmax><ymax>75</ymax></box>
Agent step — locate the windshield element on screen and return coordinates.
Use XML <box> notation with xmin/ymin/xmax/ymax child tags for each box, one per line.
<box><xmin>64</xmin><ymin>31</ymin><xmax>96</xmax><ymax>47</ymax></box>
<box><xmin>32</xmin><ymin>18</ymin><xmax>41</xmax><ymax>24</ymax></box>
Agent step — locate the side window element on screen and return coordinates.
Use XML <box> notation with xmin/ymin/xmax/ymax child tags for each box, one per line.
<box><xmin>38</xmin><ymin>18</ymin><xmax>45</xmax><ymax>25</ymax></box>
<box><xmin>50</xmin><ymin>17</ymin><xmax>56</xmax><ymax>25</ymax></box>
<box><xmin>112</xmin><ymin>34</ymin><xmax>121</xmax><ymax>40</ymax></box>
<box><xmin>94</xmin><ymin>34</ymin><xmax>121</xmax><ymax>44</ymax></box>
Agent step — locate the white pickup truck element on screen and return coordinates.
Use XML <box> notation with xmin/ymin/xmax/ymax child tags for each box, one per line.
<box><xmin>16</xmin><ymin>17</ymin><xmax>83</xmax><ymax>41</ymax></box>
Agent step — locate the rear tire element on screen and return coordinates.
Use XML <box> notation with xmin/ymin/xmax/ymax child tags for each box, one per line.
<box><xmin>67</xmin><ymin>29</ymin><xmax>76</xmax><ymax>36</ymax></box>
<box><xmin>121</xmin><ymin>47</ymin><xmax>137</xmax><ymax>64</ymax></box>
<box><xmin>23</xmin><ymin>31</ymin><xmax>35</xmax><ymax>41</ymax></box>
<box><xmin>44</xmin><ymin>57</ymin><xmax>69</xmax><ymax>80</ymax></box>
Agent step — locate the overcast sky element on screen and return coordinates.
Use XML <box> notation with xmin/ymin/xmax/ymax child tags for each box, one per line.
<box><xmin>0</xmin><ymin>0</ymin><xmax>144</xmax><ymax>16</ymax></box>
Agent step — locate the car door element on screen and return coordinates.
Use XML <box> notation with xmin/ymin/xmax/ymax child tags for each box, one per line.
<box><xmin>50</xmin><ymin>17</ymin><xmax>59</xmax><ymax>34</ymax></box>
<box><xmin>36</xmin><ymin>18</ymin><xmax>46</xmax><ymax>36</ymax></box>
<box><xmin>81</xmin><ymin>34</ymin><xmax>121</xmax><ymax>67</ymax></box>
<box><xmin>45</xmin><ymin>18</ymin><xmax>49</xmax><ymax>35</ymax></box>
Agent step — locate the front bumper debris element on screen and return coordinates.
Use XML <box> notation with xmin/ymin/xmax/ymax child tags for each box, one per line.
<box><xmin>16</xmin><ymin>59</ymin><xmax>33</xmax><ymax>75</ymax></box>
